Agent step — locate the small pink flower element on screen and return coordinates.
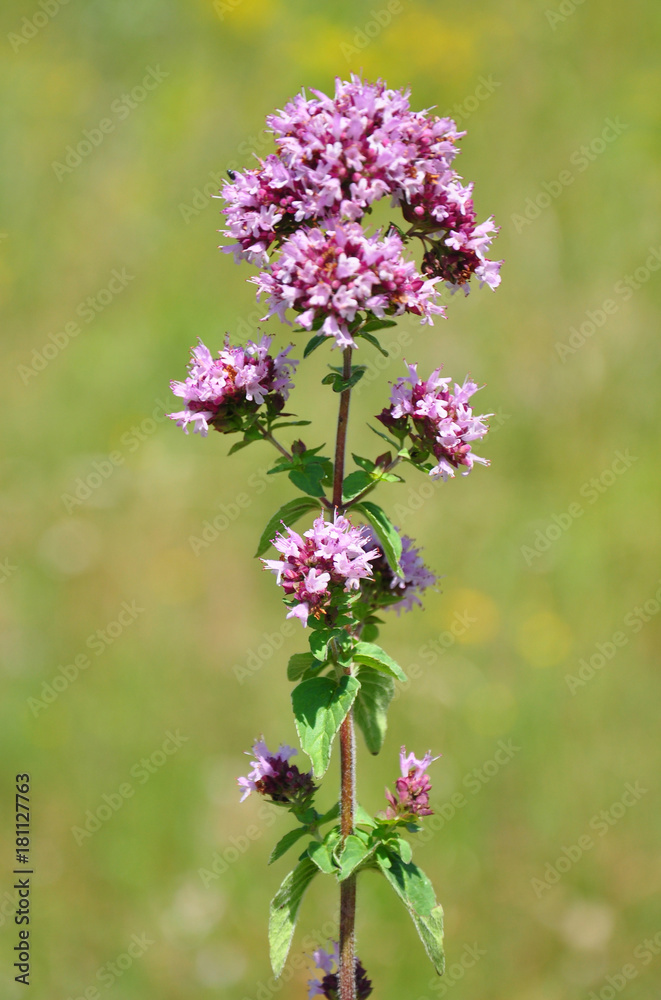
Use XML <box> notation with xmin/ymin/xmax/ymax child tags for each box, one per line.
<box><xmin>377</xmin><ymin>362</ymin><xmax>491</xmax><ymax>480</ymax></box>
<box><xmin>168</xmin><ymin>334</ymin><xmax>297</xmax><ymax>436</ymax></box>
<box><xmin>263</xmin><ymin>512</ymin><xmax>379</xmax><ymax>626</ymax></box>
<box><xmin>384</xmin><ymin>746</ymin><xmax>440</xmax><ymax>820</ymax></box>
<box><xmin>252</xmin><ymin>222</ymin><xmax>444</xmax><ymax>349</ymax></box>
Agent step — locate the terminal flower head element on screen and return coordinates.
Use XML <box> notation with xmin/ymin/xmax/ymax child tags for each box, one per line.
<box><xmin>168</xmin><ymin>334</ymin><xmax>297</xmax><ymax>436</ymax></box>
<box><xmin>384</xmin><ymin>746</ymin><xmax>440</xmax><ymax>820</ymax></box>
<box><xmin>308</xmin><ymin>942</ymin><xmax>373</xmax><ymax>999</ymax></box>
<box><xmin>377</xmin><ymin>362</ymin><xmax>491</xmax><ymax>480</ymax></box>
<box><xmin>263</xmin><ymin>512</ymin><xmax>379</xmax><ymax>626</ymax></box>
<box><xmin>237</xmin><ymin>738</ymin><xmax>316</xmax><ymax>806</ymax></box>
<box><xmin>252</xmin><ymin>222</ymin><xmax>444</xmax><ymax>349</ymax></box>
<box><xmin>220</xmin><ymin>76</ymin><xmax>502</xmax><ymax>297</ymax></box>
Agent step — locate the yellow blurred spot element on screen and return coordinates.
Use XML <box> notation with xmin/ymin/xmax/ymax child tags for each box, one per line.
<box><xmin>463</xmin><ymin>682</ymin><xmax>517</xmax><ymax>737</ymax></box>
<box><xmin>516</xmin><ymin>611</ymin><xmax>573</xmax><ymax>668</ymax></box>
<box><xmin>147</xmin><ymin>547</ymin><xmax>204</xmax><ymax>605</ymax></box>
<box><xmin>444</xmin><ymin>588</ymin><xmax>500</xmax><ymax>645</ymax></box>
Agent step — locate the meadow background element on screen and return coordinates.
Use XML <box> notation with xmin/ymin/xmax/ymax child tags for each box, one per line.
<box><xmin>1</xmin><ymin>1</ymin><xmax>660</xmax><ymax>998</ymax></box>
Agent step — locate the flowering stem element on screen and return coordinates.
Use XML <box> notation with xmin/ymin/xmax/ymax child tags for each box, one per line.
<box><xmin>332</xmin><ymin>346</ymin><xmax>358</xmax><ymax>1000</ymax></box>
<box><xmin>257</xmin><ymin>424</ymin><xmax>293</xmax><ymax>461</ymax></box>
<box><xmin>333</xmin><ymin>347</ymin><xmax>353</xmax><ymax>511</ymax></box>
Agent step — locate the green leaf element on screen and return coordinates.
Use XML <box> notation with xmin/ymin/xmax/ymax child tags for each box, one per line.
<box><xmin>317</xmin><ymin>802</ymin><xmax>341</xmax><ymax>826</ymax></box>
<box><xmin>268</xmin><ymin>857</ymin><xmax>318</xmax><ymax>976</ymax></box>
<box><xmin>269</xmin><ymin>420</ymin><xmax>312</xmax><ymax>430</ymax></box>
<box><xmin>361</xmin><ymin>318</ymin><xmax>397</xmax><ymax>333</ymax></box>
<box><xmin>375</xmin><ymin>848</ymin><xmax>437</xmax><ymax>918</ymax></box>
<box><xmin>308</xmin><ymin>629</ymin><xmax>332</xmax><ymax>661</ymax></box>
<box><xmin>288</xmin><ymin>468</ymin><xmax>326</xmax><ymax>497</ymax></box>
<box><xmin>337</xmin><ymin>835</ymin><xmax>373</xmax><ymax>881</ymax></box>
<box><xmin>291</xmin><ymin>676</ymin><xmax>361</xmax><ymax>778</ymax></box>
<box><xmin>396</xmin><ymin>836</ymin><xmax>413</xmax><ymax>865</ymax></box>
<box><xmin>355</xmin><ymin>330</ymin><xmax>390</xmax><ymax>356</ymax></box>
<box><xmin>355</xmin><ymin>803</ymin><xmax>377</xmax><ymax>827</ymax></box>
<box><xmin>308</xmin><ymin>839</ymin><xmax>337</xmax><ymax>875</ymax></box>
<box><xmin>353</xmin><ymin>665</ymin><xmax>395</xmax><ymax>754</ymax></box>
<box><xmin>255</xmin><ymin>497</ymin><xmax>320</xmax><ymax>557</ymax></box>
<box><xmin>342</xmin><ymin>470</ymin><xmax>373</xmax><ymax>503</ymax></box>
<box><xmin>412</xmin><ymin>905</ymin><xmax>445</xmax><ymax>976</ymax></box>
<box><xmin>353</xmin><ymin>642</ymin><xmax>407</xmax><ymax>683</ymax></box>
<box><xmin>303</xmin><ymin>333</ymin><xmax>327</xmax><ymax>358</ymax></box>
<box><xmin>361</xmin><ymin>622</ymin><xmax>379</xmax><ymax>643</ymax></box>
<box><xmin>227</xmin><ymin>437</ymin><xmax>254</xmax><ymax>455</ymax></box>
<box><xmin>368</xmin><ymin>423</ymin><xmax>400</xmax><ymax>448</ymax></box>
<box><xmin>354</xmin><ymin>500</ymin><xmax>403</xmax><ymax>574</ymax></box>
<box><xmin>269</xmin><ymin>827</ymin><xmax>309</xmax><ymax>865</ymax></box>
<box><xmin>352</xmin><ymin>454</ymin><xmax>376</xmax><ymax>473</ymax></box>
<box><xmin>287</xmin><ymin>652</ymin><xmax>322</xmax><ymax>682</ymax></box>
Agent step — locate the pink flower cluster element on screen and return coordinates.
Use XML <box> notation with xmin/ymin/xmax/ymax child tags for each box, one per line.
<box><xmin>168</xmin><ymin>335</ymin><xmax>297</xmax><ymax>436</ymax></box>
<box><xmin>384</xmin><ymin>747</ymin><xmax>439</xmax><ymax>820</ymax></box>
<box><xmin>263</xmin><ymin>512</ymin><xmax>379</xmax><ymax>626</ymax></box>
<box><xmin>220</xmin><ymin>76</ymin><xmax>502</xmax><ymax>342</ymax></box>
<box><xmin>253</xmin><ymin>222</ymin><xmax>444</xmax><ymax>349</ymax></box>
<box><xmin>237</xmin><ymin>739</ymin><xmax>316</xmax><ymax>805</ymax></box>
<box><xmin>364</xmin><ymin>528</ymin><xmax>437</xmax><ymax>613</ymax></box>
<box><xmin>378</xmin><ymin>363</ymin><xmax>491</xmax><ymax>480</ymax></box>
<box><xmin>308</xmin><ymin>943</ymin><xmax>372</xmax><ymax>1000</ymax></box>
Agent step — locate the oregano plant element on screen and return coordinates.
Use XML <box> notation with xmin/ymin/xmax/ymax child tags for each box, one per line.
<box><xmin>168</xmin><ymin>76</ymin><xmax>501</xmax><ymax>1000</ymax></box>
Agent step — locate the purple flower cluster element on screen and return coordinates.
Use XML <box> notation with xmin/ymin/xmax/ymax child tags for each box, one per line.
<box><xmin>220</xmin><ymin>76</ymin><xmax>502</xmax><ymax>346</ymax></box>
<box><xmin>263</xmin><ymin>512</ymin><xmax>379</xmax><ymax>626</ymax></box>
<box><xmin>378</xmin><ymin>363</ymin><xmax>491</xmax><ymax>480</ymax></box>
<box><xmin>384</xmin><ymin>747</ymin><xmax>439</xmax><ymax>820</ymax></box>
<box><xmin>363</xmin><ymin>528</ymin><xmax>437</xmax><ymax>613</ymax></box>
<box><xmin>237</xmin><ymin>739</ymin><xmax>316</xmax><ymax>805</ymax></box>
<box><xmin>308</xmin><ymin>943</ymin><xmax>373</xmax><ymax>1000</ymax></box>
<box><xmin>253</xmin><ymin>222</ymin><xmax>444</xmax><ymax>349</ymax></box>
<box><xmin>168</xmin><ymin>335</ymin><xmax>297</xmax><ymax>436</ymax></box>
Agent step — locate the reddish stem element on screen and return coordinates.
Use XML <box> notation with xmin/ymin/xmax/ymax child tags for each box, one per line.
<box><xmin>333</xmin><ymin>346</ymin><xmax>357</xmax><ymax>1000</ymax></box>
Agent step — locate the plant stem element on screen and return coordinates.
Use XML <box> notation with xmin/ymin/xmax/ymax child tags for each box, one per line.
<box><xmin>333</xmin><ymin>346</ymin><xmax>357</xmax><ymax>1000</ymax></box>
<box><xmin>258</xmin><ymin>425</ymin><xmax>292</xmax><ymax>461</ymax></box>
<box><xmin>333</xmin><ymin>348</ymin><xmax>353</xmax><ymax>510</ymax></box>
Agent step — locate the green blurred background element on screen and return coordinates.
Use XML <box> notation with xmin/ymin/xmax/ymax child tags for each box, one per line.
<box><xmin>2</xmin><ymin>1</ymin><xmax>660</xmax><ymax>998</ymax></box>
